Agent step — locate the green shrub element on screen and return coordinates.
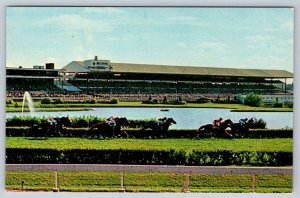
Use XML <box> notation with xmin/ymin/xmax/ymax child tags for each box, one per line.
<box><xmin>284</xmin><ymin>101</ymin><xmax>293</xmax><ymax>108</ymax></box>
<box><xmin>89</xmin><ymin>98</ymin><xmax>97</xmax><ymax>104</ymax></box>
<box><xmin>53</xmin><ymin>98</ymin><xmax>64</xmax><ymax>104</ymax></box>
<box><xmin>272</xmin><ymin>101</ymin><xmax>283</xmax><ymax>108</ymax></box>
<box><xmin>256</xmin><ymin>119</ymin><xmax>267</xmax><ymax>129</ymax></box>
<box><xmin>142</xmin><ymin>99</ymin><xmax>159</xmax><ymax>104</ymax></box>
<box><xmin>6</xmin><ymin>99</ymin><xmax>13</xmax><ymax>104</ymax></box>
<box><xmin>41</xmin><ymin>97</ymin><xmax>53</xmax><ymax>104</ymax></box>
<box><xmin>244</xmin><ymin>93</ymin><xmax>262</xmax><ymax>107</ymax></box>
<box><xmin>168</xmin><ymin>100</ymin><xmax>186</xmax><ymax>105</ymax></box>
<box><xmin>14</xmin><ymin>102</ymin><xmax>19</xmax><ymax>108</ymax></box>
<box><xmin>6</xmin><ymin>126</ymin><xmax>292</xmax><ymax>138</ymax></box>
<box><xmin>6</xmin><ymin>116</ymin><xmax>43</xmax><ymax>127</ymax></box>
<box><xmin>196</xmin><ymin>97</ymin><xmax>210</xmax><ymax>103</ymax></box>
<box><xmin>6</xmin><ymin>148</ymin><xmax>292</xmax><ymax>166</ymax></box>
<box><xmin>109</xmin><ymin>98</ymin><xmax>118</xmax><ymax>104</ymax></box>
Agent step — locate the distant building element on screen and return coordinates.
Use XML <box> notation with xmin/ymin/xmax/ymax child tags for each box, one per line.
<box><xmin>33</xmin><ymin>65</ymin><xmax>45</xmax><ymax>69</ymax></box>
<box><xmin>46</xmin><ymin>63</ymin><xmax>55</xmax><ymax>69</ymax></box>
<box><xmin>261</xmin><ymin>95</ymin><xmax>293</xmax><ymax>103</ymax></box>
<box><xmin>63</xmin><ymin>56</ymin><xmax>112</xmax><ymax>74</ymax></box>
<box><xmin>240</xmin><ymin>94</ymin><xmax>293</xmax><ymax>103</ymax></box>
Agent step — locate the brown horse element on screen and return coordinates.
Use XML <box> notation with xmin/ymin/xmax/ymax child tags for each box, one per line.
<box><xmin>89</xmin><ymin>117</ymin><xmax>130</xmax><ymax>138</ymax></box>
<box><xmin>197</xmin><ymin>119</ymin><xmax>233</xmax><ymax>138</ymax></box>
<box><xmin>141</xmin><ymin>117</ymin><xmax>177</xmax><ymax>135</ymax></box>
<box><xmin>30</xmin><ymin>116</ymin><xmax>73</xmax><ymax>138</ymax></box>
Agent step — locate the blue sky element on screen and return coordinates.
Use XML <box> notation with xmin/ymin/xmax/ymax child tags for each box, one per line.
<box><xmin>6</xmin><ymin>7</ymin><xmax>294</xmax><ymax>72</ymax></box>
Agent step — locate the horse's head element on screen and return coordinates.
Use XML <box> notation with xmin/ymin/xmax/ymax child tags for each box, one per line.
<box><xmin>166</xmin><ymin>117</ymin><xmax>177</xmax><ymax>125</ymax></box>
<box><xmin>247</xmin><ymin>118</ymin><xmax>255</xmax><ymax>124</ymax></box>
<box><xmin>223</xmin><ymin>119</ymin><xmax>233</xmax><ymax>126</ymax></box>
<box><xmin>60</xmin><ymin>116</ymin><xmax>73</xmax><ymax>127</ymax></box>
<box><xmin>116</xmin><ymin>117</ymin><xmax>130</xmax><ymax>127</ymax></box>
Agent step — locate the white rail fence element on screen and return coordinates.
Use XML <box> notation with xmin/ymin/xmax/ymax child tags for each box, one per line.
<box><xmin>6</xmin><ymin>164</ymin><xmax>293</xmax><ymax>193</ymax></box>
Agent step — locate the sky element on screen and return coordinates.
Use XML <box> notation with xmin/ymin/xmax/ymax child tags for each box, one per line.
<box><xmin>6</xmin><ymin>7</ymin><xmax>294</xmax><ymax>72</ymax></box>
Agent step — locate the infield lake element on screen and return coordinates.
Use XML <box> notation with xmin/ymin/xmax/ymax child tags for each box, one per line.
<box><xmin>6</xmin><ymin>107</ymin><xmax>293</xmax><ymax>129</ymax></box>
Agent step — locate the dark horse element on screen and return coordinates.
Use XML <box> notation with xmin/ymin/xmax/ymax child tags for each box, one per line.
<box><xmin>30</xmin><ymin>116</ymin><xmax>73</xmax><ymax>138</ymax></box>
<box><xmin>197</xmin><ymin>119</ymin><xmax>234</xmax><ymax>138</ymax></box>
<box><xmin>89</xmin><ymin>117</ymin><xmax>130</xmax><ymax>138</ymax></box>
<box><xmin>141</xmin><ymin>117</ymin><xmax>177</xmax><ymax>136</ymax></box>
<box><xmin>230</xmin><ymin>118</ymin><xmax>259</xmax><ymax>137</ymax></box>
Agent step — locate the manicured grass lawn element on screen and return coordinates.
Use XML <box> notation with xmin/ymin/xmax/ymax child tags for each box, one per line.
<box><xmin>6</xmin><ymin>137</ymin><xmax>292</xmax><ymax>152</ymax></box>
<box><xmin>5</xmin><ymin>137</ymin><xmax>293</xmax><ymax>192</ymax></box>
<box><xmin>6</xmin><ymin>171</ymin><xmax>292</xmax><ymax>192</ymax></box>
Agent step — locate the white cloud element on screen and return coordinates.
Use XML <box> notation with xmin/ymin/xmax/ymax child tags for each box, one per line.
<box><xmin>83</xmin><ymin>7</ymin><xmax>128</xmax><ymax>15</ymax></box>
<box><xmin>107</xmin><ymin>36</ymin><xmax>129</xmax><ymax>42</ymax></box>
<box><xmin>45</xmin><ymin>57</ymin><xmax>57</xmax><ymax>63</ymax></box>
<box><xmin>34</xmin><ymin>14</ymin><xmax>113</xmax><ymax>32</ymax></box>
<box><xmin>198</xmin><ymin>42</ymin><xmax>226</xmax><ymax>51</ymax></box>
<box><xmin>281</xmin><ymin>20</ymin><xmax>293</xmax><ymax>31</ymax></box>
<box><xmin>249</xmin><ymin>54</ymin><xmax>293</xmax><ymax>71</ymax></box>
<box><xmin>245</xmin><ymin>35</ymin><xmax>274</xmax><ymax>43</ymax></box>
<box><xmin>177</xmin><ymin>42</ymin><xmax>187</xmax><ymax>49</ymax></box>
<box><xmin>167</xmin><ymin>16</ymin><xmax>197</xmax><ymax>22</ymax></box>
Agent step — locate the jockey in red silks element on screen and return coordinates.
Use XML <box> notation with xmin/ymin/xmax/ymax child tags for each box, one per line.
<box><xmin>107</xmin><ymin>116</ymin><xmax>119</xmax><ymax>127</ymax></box>
<box><xmin>47</xmin><ymin>116</ymin><xmax>57</xmax><ymax>126</ymax></box>
<box><xmin>213</xmin><ymin>117</ymin><xmax>223</xmax><ymax>128</ymax></box>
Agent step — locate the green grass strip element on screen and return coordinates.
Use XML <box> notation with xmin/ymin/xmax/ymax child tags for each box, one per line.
<box><xmin>6</xmin><ymin>171</ymin><xmax>292</xmax><ymax>193</ymax></box>
<box><xmin>6</xmin><ymin>137</ymin><xmax>292</xmax><ymax>152</ymax></box>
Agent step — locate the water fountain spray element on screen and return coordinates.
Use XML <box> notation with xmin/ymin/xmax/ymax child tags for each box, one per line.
<box><xmin>22</xmin><ymin>91</ymin><xmax>35</xmax><ymax>116</ymax></box>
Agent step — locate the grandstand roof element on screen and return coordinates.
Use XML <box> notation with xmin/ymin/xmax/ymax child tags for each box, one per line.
<box><xmin>62</xmin><ymin>61</ymin><xmax>88</xmax><ymax>73</ymax></box>
<box><xmin>63</xmin><ymin>61</ymin><xmax>293</xmax><ymax>78</ymax></box>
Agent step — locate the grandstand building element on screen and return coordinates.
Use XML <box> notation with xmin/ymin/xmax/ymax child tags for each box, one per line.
<box><xmin>6</xmin><ymin>64</ymin><xmax>61</xmax><ymax>93</ymax></box>
<box><xmin>6</xmin><ymin>56</ymin><xmax>293</xmax><ymax>102</ymax></box>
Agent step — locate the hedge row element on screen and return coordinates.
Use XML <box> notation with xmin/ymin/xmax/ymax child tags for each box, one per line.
<box><xmin>6</xmin><ymin>127</ymin><xmax>293</xmax><ymax>138</ymax></box>
<box><xmin>6</xmin><ymin>148</ymin><xmax>292</xmax><ymax>166</ymax></box>
<box><xmin>6</xmin><ymin>116</ymin><xmax>156</xmax><ymax>128</ymax></box>
<box><xmin>6</xmin><ymin>116</ymin><xmax>106</xmax><ymax>127</ymax></box>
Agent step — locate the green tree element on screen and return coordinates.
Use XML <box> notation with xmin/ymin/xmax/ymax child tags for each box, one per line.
<box><xmin>41</xmin><ymin>97</ymin><xmax>53</xmax><ymax>104</ymax></box>
<box><xmin>244</xmin><ymin>93</ymin><xmax>262</xmax><ymax>107</ymax></box>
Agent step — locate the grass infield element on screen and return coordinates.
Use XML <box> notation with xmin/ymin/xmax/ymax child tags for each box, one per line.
<box><xmin>6</xmin><ymin>137</ymin><xmax>292</xmax><ymax>152</ymax></box>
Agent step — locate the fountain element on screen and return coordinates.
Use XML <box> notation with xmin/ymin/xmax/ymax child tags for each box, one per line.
<box><xmin>22</xmin><ymin>91</ymin><xmax>35</xmax><ymax>116</ymax></box>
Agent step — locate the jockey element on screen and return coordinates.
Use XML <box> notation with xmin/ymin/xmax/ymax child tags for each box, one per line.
<box><xmin>107</xmin><ymin>116</ymin><xmax>119</xmax><ymax>127</ymax></box>
<box><xmin>158</xmin><ymin>117</ymin><xmax>167</xmax><ymax>124</ymax></box>
<box><xmin>213</xmin><ymin>117</ymin><xmax>223</xmax><ymax>127</ymax></box>
<box><xmin>239</xmin><ymin>118</ymin><xmax>248</xmax><ymax>126</ymax></box>
<box><xmin>157</xmin><ymin>117</ymin><xmax>167</xmax><ymax>129</ymax></box>
<box><xmin>53</xmin><ymin>116</ymin><xmax>61</xmax><ymax>122</ymax></box>
<box><xmin>47</xmin><ymin>116</ymin><xmax>57</xmax><ymax>126</ymax></box>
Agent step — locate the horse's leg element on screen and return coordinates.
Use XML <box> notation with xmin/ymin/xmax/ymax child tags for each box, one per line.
<box><xmin>223</xmin><ymin>130</ymin><xmax>233</xmax><ymax>138</ymax></box>
<box><xmin>120</xmin><ymin>130</ymin><xmax>129</xmax><ymax>138</ymax></box>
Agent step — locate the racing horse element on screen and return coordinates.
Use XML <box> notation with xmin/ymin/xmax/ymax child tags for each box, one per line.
<box><xmin>230</xmin><ymin>118</ymin><xmax>263</xmax><ymax>137</ymax></box>
<box><xmin>89</xmin><ymin>117</ymin><xmax>130</xmax><ymax>138</ymax></box>
<box><xmin>230</xmin><ymin>118</ymin><xmax>254</xmax><ymax>136</ymax></box>
<box><xmin>30</xmin><ymin>116</ymin><xmax>73</xmax><ymax>138</ymax></box>
<box><xmin>197</xmin><ymin>119</ymin><xmax>234</xmax><ymax>138</ymax></box>
<box><xmin>140</xmin><ymin>117</ymin><xmax>177</xmax><ymax>136</ymax></box>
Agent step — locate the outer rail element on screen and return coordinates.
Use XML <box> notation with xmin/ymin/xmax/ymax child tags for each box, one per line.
<box><xmin>6</xmin><ymin>164</ymin><xmax>293</xmax><ymax>175</ymax></box>
<box><xmin>6</xmin><ymin>164</ymin><xmax>292</xmax><ymax>192</ymax></box>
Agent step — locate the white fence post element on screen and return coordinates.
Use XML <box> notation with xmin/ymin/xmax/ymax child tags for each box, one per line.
<box><xmin>53</xmin><ymin>171</ymin><xmax>59</xmax><ymax>192</ymax></box>
<box><xmin>181</xmin><ymin>173</ymin><xmax>190</xmax><ymax>193</ymax></box>
<box><xmin>252</xmin><ymin>174</ymin><xmax>256</xmax><ymax>193</ymax></box>
<box><xmin>119</xmin><ymin>172</ymin><xmax>126</xmax><ymax>192</ymax></box>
